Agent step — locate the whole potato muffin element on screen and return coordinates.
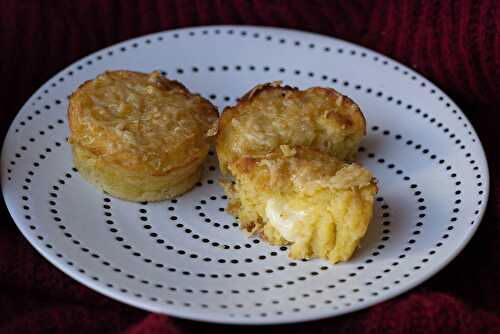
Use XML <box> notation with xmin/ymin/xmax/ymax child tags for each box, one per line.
<box><xmin>68</xmin><ymin>70</ymin><xmax>218</xmax><ymax>202</ymax></box>
<box><xmin>216</xmin><ymin>82</ymin><xmax>366</xmax><ymax>174</ymax></box>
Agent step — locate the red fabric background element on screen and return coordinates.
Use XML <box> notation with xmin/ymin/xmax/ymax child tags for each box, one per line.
<box><xmin>1</xmin><ymin>0</ymin><xmax>499</xmax><ymax>333</ymax></box>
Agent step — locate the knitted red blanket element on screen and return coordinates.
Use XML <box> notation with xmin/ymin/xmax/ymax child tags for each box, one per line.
<box><xmin>1</xmin><ymin>1</ymin><xmax>498</xmax><ymax>333</ymax></box>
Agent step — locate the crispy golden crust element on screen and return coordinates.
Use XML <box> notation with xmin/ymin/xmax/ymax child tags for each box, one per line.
<box><xmin>225</xmin><ymin>146</ymin><xmax>377</xmax><ymax>264</ymax></box>
<box><xmin>216</xmin><ymin>82</ymin><xmax>366</xmax><ymax>174</ymax></box>
<box><xmin>68</xmin><ymin>70</ymin><xmax>218</xmax><ymax>201</ymax></box>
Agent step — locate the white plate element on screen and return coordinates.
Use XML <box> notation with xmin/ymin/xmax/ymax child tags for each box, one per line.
<box><xmin>1</xmin><ymin>26</ymin><xmax>489</xmax><ymax>325</ymax></box>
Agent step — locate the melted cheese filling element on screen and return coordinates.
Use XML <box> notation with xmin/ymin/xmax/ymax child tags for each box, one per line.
<box><xmin>265</xmin><ymin>199</ymin><xmax>306</xmax><ymax>242</ymax></box>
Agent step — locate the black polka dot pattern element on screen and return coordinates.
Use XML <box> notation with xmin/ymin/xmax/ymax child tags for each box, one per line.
<box><xmin>4</xmin><ymin>26</ymin><xmax>488</xmax><ymax>323</ymax></box>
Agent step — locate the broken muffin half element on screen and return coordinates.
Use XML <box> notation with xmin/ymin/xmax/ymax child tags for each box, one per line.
<box><xmin>223</xmin><ymin>145</ymin><xmax>377</xmax><ymax>264</ymax></box>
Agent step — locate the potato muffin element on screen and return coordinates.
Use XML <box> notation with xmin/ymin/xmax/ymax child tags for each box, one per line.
<box><xmin>68</xmin><ymin>70</ymin><xmax>218</xmax><ymax>202</ymax></box>
<box><xmin>216</xmin><ymin>82</ymin><xmax>366</xmax><ymax>174</ymax></box>
<box><xmin>223</xmin><ymin>145</ymin><xmax>377</xmax><ymax>264</ymax></box>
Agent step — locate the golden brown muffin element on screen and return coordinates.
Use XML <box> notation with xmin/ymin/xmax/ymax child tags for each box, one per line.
<box><xmin>68</xmin><ymin>70</ymin><xmax>218</xmax><ymax>202</ymax></box>
<box><xmin>216</xmin><ymin>82</ymin><xmax>366</xmax><ymax>174</ymax></box>
<box><xmin>223</xmin><ymin>145</ymin><xmax>377</xmax><ymax>264</ymax></box>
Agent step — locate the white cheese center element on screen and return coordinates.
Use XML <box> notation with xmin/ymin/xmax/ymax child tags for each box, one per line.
<box><xmin>265</xmin><ymin>199</ymin><xmax>306</xmax><ymax>242</ymax></box>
